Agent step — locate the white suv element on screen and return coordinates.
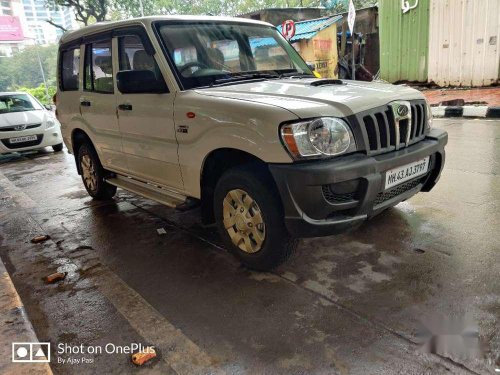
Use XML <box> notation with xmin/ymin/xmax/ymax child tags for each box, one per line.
<box><xmin>0</xmin><ymin>92</ymin><xmax>63</xmax><ymax>154</ymax></box>
<box><xmin>56</xmin><ymin>16</ymin><xmax>447</xmax><ymax>270</ymax></box>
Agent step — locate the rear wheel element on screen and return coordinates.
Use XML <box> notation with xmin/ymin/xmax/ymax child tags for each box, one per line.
<box><xmin>77</xmin><ymin>142</ymin><xmax>116</xmax><ymax>200</ymax></box>
<box><xmin>52</xmin><ymin>143</ymin><xmax>63</xmax><ymax>152</ymax></box>
<box><xmin>214</xmin><ymin>165</ymin><xmax>297</xmax><ymax>271</ymax></box>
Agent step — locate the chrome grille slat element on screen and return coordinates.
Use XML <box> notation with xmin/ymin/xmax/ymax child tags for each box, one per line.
<box><xmin>357</xmin><ymin>100</ymin><xmax>427</xmax><ymax>155</ymax></box>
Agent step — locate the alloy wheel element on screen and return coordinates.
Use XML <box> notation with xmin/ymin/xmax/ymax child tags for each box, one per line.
<box><xmin>223</xmin><ymin>189</ymin><xmax>266</xmax><ymax>253</ymax></box>
<box><xmin>81</xmin><ymin>154</ymin><xmax>97</xmax><ymax>192</ymax></box>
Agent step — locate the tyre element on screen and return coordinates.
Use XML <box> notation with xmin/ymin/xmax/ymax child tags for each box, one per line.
<box><xmin>52</xmin><ymin>143</ymin><xmax>63</xmax><ymax>152</ymax></box>
<box><xmin>214</xmin><ymin>164</ymin><xmax>298</xmax><ymax>271</ymax></box>
<box><xmin>77</xmin><ymin>142</ymin><xmax>117</xmax><ymax>200</ymax></box>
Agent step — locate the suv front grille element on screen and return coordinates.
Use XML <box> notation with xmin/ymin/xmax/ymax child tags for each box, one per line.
<box><xmin>357</xmin><ymin>100</ymin><xmax>427</xmax><ymax>155</ymax></box>
<box><xmin>322</xmin><ymin>188</ymin><xmax>356</xmax><ymax>204</ymax></box>
<box><xmin>374</xmin><ymin>175</ymin><xmax>427</xmax><ymax>205</ymax></box>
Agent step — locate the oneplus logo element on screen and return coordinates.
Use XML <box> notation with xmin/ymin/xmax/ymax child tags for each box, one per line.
<box><xmin>12</xmin><ymin>342</ymin><xmax>50</xmax><ymax>363</ymax></box>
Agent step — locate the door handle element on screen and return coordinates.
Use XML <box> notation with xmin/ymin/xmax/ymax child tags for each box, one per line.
<box><xmin>80</xmin><ymin>100</ymin><xmax>91</xmax><ymax>107</ymax></box>
<box><xmin>118</xmin><ymin>104</ymin><xmax>133</xmax><ymax>111</ymax></box>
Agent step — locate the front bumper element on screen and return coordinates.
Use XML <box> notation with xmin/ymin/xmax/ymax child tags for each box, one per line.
<box><xmin>269</xmin><ymin>128</ymin><xmax>448</xmax><ymax>238</ymax></box>
<box><xmin>0</xmin><ymin>126</ymin><xmax>63</xmax><ymax>154</ymax></box>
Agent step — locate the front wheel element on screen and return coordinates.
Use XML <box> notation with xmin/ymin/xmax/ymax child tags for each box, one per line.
<box><xmin>77</xmin><ymin>142</ymin><xmax>116</xmax><ymax>200</ymax></box>
<box><xmin>214</xmin><ymin>165</ymin><xmax>297</xmax><ymax>271</ymax></box>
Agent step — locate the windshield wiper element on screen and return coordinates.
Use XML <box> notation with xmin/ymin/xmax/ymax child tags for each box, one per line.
<box><xmin>279</xmin><ymin>72</ymin><xmax>316</xmax><ymax>78</ymax></box>
<box><xmin>212</xmin><ymin>73</ymin><xmax>280</xmax><ymax>86</ymax></box>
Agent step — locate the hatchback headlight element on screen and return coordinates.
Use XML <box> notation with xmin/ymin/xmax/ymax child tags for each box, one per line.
<box><xmin>46</xmin><ymin>119</ymin><xmax>55</xmax><ymax>129</ymax></box>
<box><xmin>280</xmin><ymin>117</ymin><xmax>356</xmax><ymax>159</ymax></box>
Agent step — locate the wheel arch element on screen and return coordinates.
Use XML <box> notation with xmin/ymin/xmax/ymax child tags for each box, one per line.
<box><xmin>200</xmin><ymin>148</ymin><xmax>279</xmax><ymax>225</ymax></box>
<box><xmin>71</xmin><ymin>128</ymin><xmax>93</xmax><ymax>175</ymax></box>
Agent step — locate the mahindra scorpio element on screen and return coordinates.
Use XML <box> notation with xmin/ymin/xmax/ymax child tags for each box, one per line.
<box><xmin>56</xmin><ymin>16</ymin><xmax>447</xmax><ymax>270</ymax></box>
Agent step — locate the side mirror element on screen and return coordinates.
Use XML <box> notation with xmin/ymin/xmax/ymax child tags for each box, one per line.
<box><xmin>116</xmin><ymin>70</ymin><xmax>168</xmax><ymax>94</ymax></box>
<box><xmin>44</xmin><ymin>104</ymin><xmax>53</xmax><ymax>111</ymax></box>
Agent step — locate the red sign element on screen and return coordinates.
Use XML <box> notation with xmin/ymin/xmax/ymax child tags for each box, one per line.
<box><xmin>0</xmin><ymin>16</ymin><xmax>24</xmax><ymax>41</ymax></box>
<box><xmin>281</xmin><ymin>20</ymin><xmax>295</xmax><ymax>40</ymax></box>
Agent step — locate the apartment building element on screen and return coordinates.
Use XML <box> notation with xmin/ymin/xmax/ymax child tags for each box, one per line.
<box><xmin>0</xmin><ymin>0</ymin><xmax>76</xmax><ymax>57</ymax></box>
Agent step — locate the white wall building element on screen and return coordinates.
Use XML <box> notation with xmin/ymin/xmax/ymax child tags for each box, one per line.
<box><xmin>22</xmin><ymin>0</ymin><xmax>77</xmax><ymax>45</ymax></box>
<box><xmin>0</xmin><ymin>0</ymin><xmax>76</xmax><ymax>57</ymax></box>
<box><xmin>0</xmin><ymin>0</ymin><xmax>28</xmax><ymax>56</ymax></box>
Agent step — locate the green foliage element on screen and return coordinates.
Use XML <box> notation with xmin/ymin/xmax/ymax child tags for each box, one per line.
<box><xmin>13</xmin><ymin>84</ymin><xmax>57</xmax><ymax>105</ymax></box>
<box><xmin>48</xmin><ymin>0</ymin><xmax>377</xmax><ymax>25</ymax></box>
<box><xmin>46</xmin><ymin>0</ymin><xmax>107</xmax><ymax>25</ymax></box>
<box><xmin>0</xmin><ymin>44</ymin><xmax>57</xmax><ymax>94</ymax></box>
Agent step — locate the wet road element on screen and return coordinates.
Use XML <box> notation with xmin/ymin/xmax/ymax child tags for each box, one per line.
<box><xmin>0</xmin><ymin>118</ymin><xmax>498</xmax><ymax>374</ymax></box>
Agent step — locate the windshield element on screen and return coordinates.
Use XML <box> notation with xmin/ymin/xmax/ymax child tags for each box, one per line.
<box><xmin>156</xmin><ymin>22</ymin><xmax>313</xmax><ymax>89</ymax></box>
<box><xmin>0</xmin><ymin>93</ymin><xmax>43</xmax><ymax>114</ymax></box>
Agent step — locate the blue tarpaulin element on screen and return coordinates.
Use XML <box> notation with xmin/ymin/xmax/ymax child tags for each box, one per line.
<box><xmin>277</xmin><ymin>15</ymin><xmax>342</xmax><ymax>43</ymax></box>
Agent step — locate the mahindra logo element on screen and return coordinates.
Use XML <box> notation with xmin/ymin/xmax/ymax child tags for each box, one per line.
<box><xmin>390</xmin><ymin>101</ymin><xmax>412</xmax><ymax>150</ymax></box>
<box><xmin>396</xmin><ymin>104</ymin><xmax>409</xmax><ymax>117</ymax></box>
<box><xmin>14</xmin><ymin>124</ymin><xmax>27</xmax><ymax>131</ymax></box>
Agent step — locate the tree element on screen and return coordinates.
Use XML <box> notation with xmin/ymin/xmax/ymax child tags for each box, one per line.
<box><xmin>0</xmin><ymin>45</ymin><xmax>57</xmax><ymax>92</ymax></box>
<box><xmin>14</xmin><ymin>84</ymin><xmax>57</xmax><ymax>105</ymax></box>
<box><xmin>45</xmin><ymin>0</ymin><xmax>108</xmax><ymax>26</ymax></box>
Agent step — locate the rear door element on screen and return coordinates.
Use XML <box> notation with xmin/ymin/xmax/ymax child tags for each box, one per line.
<box><xmin>114</xmin><ymin>32</ymin><xmax>183</xmax><ymax>191</ymax></box>
<box><xmin>80</xmin><ymin>37</ymin><xmax>127</xmax><ymax>173</ymax></box>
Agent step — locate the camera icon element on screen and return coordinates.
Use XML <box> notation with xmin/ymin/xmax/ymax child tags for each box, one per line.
<box><xmin>12</xmin><ymin>342</ymin><xmax>50</xmax><ymax>363</ymax></box>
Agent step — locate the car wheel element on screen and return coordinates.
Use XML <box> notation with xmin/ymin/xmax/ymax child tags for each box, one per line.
<box><xmin>77</xmin><ymin>142</ymin><xmax>117</xmax><ymax>200</ymax></box>
<box><xmin>52</xmin><ymin>143</ymin><xmax>63</xmax><ymax>152</ymax></box>
<box><xmin>214</xmin><ymin>164</ymin><xmax>298</xmax><ymax>271</ymax></box>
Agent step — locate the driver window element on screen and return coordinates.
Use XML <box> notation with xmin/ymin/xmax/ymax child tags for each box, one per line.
<box><xmin>118</xmin><ymin>34</ymin><xmax>164</xmax><ymax>82</ymax></box>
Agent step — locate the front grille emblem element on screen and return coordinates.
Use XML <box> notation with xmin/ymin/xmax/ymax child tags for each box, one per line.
<box><xmin>390</xmin><ymin>101</ymin><xmax>412</xmax><ymax>150</ymax></box>
<box><xmin>396</xmin><ymin>104</ymin><xmax>409</xmax><ymax>117</ymax></box>
<box><xmin>14</xmin><ymin>124</ymin><xmax>27</xmax><ymax>131</ymax></box>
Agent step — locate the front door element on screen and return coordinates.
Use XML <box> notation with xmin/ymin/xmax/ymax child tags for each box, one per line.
<box><xmin>80</xmin><ymin>39</ymin><xmax>127</xmax><ymax>173</ymax></box>
<box><xmin>115</xmin><ymin>33</ymin><xmax>183</xmax><ymax>191</ymax></box>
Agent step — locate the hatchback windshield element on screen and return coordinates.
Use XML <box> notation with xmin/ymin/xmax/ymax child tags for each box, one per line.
<box><xmin>0</xmin><ymin>93</ymin><xmax>43</xmax><ymax>114</ymax></box>
<box><xmin>156</xmin><ymin>22</ymin><xmax>313</xmax><ymax>89</ymax></box>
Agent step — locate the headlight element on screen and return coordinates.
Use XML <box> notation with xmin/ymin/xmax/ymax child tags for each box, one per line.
<box><xmin>46</xmin><ymin>119</ymin><xmax>55</xmax><ymax>129</ymax></box>
<box><xmin>425</xmin><ymin>102</ymin><xmax>433</xmax><ymax>130</ymax></box>
<box><xmin>281</xmin><ymin>117</ymin><xmax>356</xmax><ymax>159</ymax></box>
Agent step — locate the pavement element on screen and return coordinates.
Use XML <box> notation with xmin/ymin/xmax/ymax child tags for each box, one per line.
<box><xmin>421</xmin><ymin>87</ymin><xmax>499</xmax><ymax>107</ymax></box>
<box><xmin>0</xmin><ymin>118</ymin><xmax>499</xmax><ymax>374</ymax></box>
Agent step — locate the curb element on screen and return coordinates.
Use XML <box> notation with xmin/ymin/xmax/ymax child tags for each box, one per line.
<box><xmin>431</xmin><ymin>105</ymin><xmax>500</xmax><ymax>118</ymax></box>
<box><xmin>0</xmin><ymin>257</ymin><xmax>53</xmax><ymax>374</ymax></box>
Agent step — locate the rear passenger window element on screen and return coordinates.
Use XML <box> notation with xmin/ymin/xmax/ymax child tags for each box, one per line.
<box><xmin>118</xmin><ymin>35</ymin><xmax>166</xmax><ymax>86</ymax></box>
<box><xmin>84</xmin><ymin>40</ymin><xmax>114</xmax><ymax>93</ymax></box>
<box><xmin>60</xmin><ymin>47</ymin><xmax>80</xmax><ymax>91</ymax></box>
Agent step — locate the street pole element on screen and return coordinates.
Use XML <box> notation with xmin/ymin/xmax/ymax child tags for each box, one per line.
<box><xmin>19</xmin><ymin>35</ymin><xmax>50</xmax><ymax>102</ymax></box>
<box><xmin>34</xmin><ymin>43</ymin><xmax>50</xmax><ymax>102</ymax></box>
<box><xmin>351</xmin><ymin>29</ymin><xmax>355</xmax><ymax>80</ymax></box>
<box><xmin>139</xmin><ymin>0</ymin><xmax>144</xmax><ymax>17</ymax></box>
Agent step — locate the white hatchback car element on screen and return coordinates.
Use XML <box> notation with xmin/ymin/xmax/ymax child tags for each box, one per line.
<box><xmin>0</xmin><ymin>92</ymin><xmax>63</xmax><ymax>154</ymax></box>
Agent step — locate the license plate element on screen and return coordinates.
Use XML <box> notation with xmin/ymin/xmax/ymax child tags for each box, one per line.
<box><xmin>8</xmin><ymin>135</ymin><xmax>37</xmax><ymax>144</ymax></box>
<box><xmin>385</xmin><ymin>157</ymin><xmax>430</xmax><ymax>190</ymax></box>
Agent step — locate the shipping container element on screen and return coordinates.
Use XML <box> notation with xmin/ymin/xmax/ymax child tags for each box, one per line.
<box><xmin>378</xmin><ymin>0</ymin><xmax>430</xmax><ymax>83</ymax></box>
<box><xmin>428</xmin><ymin>0</ymin><xmax>499</xmax><ymax>87</ymax></box>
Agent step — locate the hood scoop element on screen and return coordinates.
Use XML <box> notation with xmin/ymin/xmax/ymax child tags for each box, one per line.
<box><xmin>310</xmin><ymin>79</ymin><xmax>345</xmax><ymax>87</ymax></box>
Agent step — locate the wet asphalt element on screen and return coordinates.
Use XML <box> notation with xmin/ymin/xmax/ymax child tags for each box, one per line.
<box><xmin>0</xmin><ymin>118</ymin><xmax>498</xmax><ymax>375</ymax></box>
